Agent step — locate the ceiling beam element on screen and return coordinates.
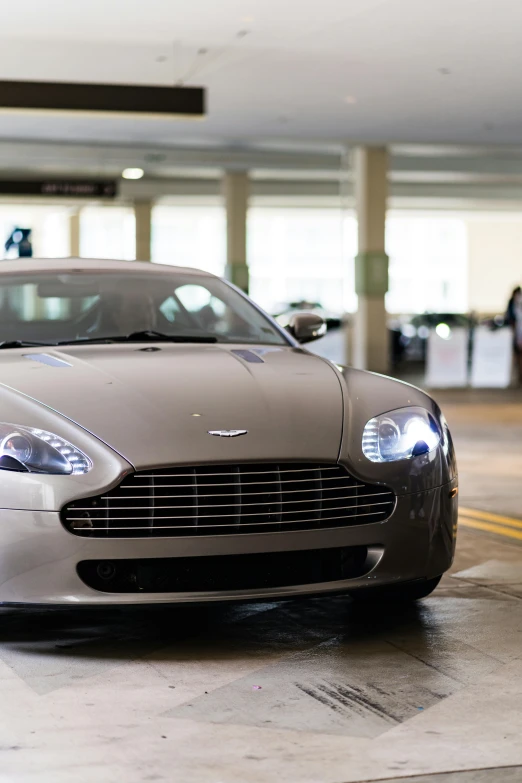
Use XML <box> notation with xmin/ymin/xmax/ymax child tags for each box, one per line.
<box><xmin>1</xmin><ymin>140</ymin><xmax>522</xmax><ymax>192</ymax></box>
<box><xmin>0</xmin><ymin>140</ymin><xmax>344</xmax><ymax>173</ymax></box>
<box><xmin>390</xmin><ymin>153</ymin><xmax>522</xmax><ymax>177</ymax></box>
<box><xmin>122</xmin><ymin>177</ymin><xmax>522</xmax><ymax>203</ymax></box>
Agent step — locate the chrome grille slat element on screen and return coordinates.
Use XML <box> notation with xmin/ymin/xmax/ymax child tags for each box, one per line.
<box><xmin>66</xmin><ymin>500</ymin><xmax>393</xmax><ymax>521</ymax></box>
<box><xmin>67</xmin><ymin>508</ymin><xmax>390</xmax><ymax>531</ymax></box>
<box><xmin>101</xmin><ymin>484</ymin><xmax>367</xmax><ymax>500</ymax></box>
<box><xmin>62</xmin><ymin>462</ymin><xmax>395</xmax><ymax>538</ymax></box>
<box><xmin>101</xmin><ymin>475</ymin><xmax>354</xmax><ymax>490</ymax></box>
<box><xmin>71</xmin><ymin>491</ymin><xmax>392</xmax><ymax>512</ymax></box>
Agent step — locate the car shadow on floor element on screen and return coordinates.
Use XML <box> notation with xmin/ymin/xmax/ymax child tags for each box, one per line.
<box><xmin>0</xmin><ymin>597</ymin><xmax>452</xmax><ymax>716</ymax></box>
<box><xmin>0</xmin><ymin>596</ymin><xmax>437</xmax><ymax>661</ymax></box>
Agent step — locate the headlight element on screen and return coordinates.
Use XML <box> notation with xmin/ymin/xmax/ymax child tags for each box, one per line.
<box><xmin>362</xmin><ymin>407</ymin><xmax>441</xmax><ymax>463</ymax></box>
<box><xmin>0</xmin><ymin>424</ymin><xmax>92</xmax><ymax>475</ymax></box>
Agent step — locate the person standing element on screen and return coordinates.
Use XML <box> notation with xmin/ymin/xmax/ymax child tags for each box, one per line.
<box><xmin>506</xmin><ymin>286</ymin><xmax>522</xmax><ymax>382</ymax></box>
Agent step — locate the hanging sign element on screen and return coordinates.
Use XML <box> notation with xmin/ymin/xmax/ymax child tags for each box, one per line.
<box><xmin>0</xmin><ymin>180</ymin><xmax>117</xmax><ymax>198</ymax></box>
<box><xmin>0</xmin><ymin>80</ymin><xmax>205</xmax><ymax>119</ymax></box>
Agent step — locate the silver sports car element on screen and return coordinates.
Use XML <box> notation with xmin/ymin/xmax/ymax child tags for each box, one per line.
<box><xmin>0</xmin><ymin>258</ymin><xmax>457</xmax><ymax>606</ymax></box>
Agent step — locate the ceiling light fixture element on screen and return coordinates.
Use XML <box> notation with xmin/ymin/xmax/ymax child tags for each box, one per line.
<box><xmin>122</xmin><ymin>168</ymin><xmax>144</xmax><ymax>180</ymax></box>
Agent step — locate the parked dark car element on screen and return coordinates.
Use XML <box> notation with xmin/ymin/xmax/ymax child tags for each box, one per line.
<box><xmin>391</xmin><ymin>313</ymin><xmax>473</xmax><ymax>365</ymax></box>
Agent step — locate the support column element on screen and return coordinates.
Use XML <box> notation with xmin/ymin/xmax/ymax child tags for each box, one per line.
<box><xmin>69</xmin><ymin>210</ymin><xmax>81</xmax><ymax>258</ymax></box>
<box><xmin>134</xmin><ymin>200</ymin><xmax>152</xmax><ymax>261</ymax></box>
<box><xmin>223</xmin><ymin>171</ymin><xmax>249</xmax><ymax>292</ymax></box>
<box><xmin>353</xmin><ymin>147</ymin><xmax>389</xmax><ymax>373</ymax></box>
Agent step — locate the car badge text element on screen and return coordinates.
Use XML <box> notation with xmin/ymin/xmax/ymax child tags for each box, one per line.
<box><xmin>208</xmin><ymin>430</ymin><xmax>248</xmax><ymax>438</ymax></box>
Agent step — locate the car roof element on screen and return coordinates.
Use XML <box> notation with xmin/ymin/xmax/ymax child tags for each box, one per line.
<box><xmin>0</xmin><ymin>258</ymin><xmax>216</xmax><ymax>277</ymax></box>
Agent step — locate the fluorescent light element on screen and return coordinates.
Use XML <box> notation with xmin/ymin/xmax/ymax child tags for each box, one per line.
<box><xmin>122</xmin><ymin>168</ymin><xmax>144</xmax><ymax>180</ymax></box>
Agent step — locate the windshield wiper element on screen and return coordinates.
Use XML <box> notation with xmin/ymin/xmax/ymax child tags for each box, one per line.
<box><xmin>0</xmin><ymin>340</ymin><xmax>56</xmax><ymax>350</ymax></box>
<box><xmin>57</xmin><ymin>330</ymin><xmax>218</xmax><ymax>346</ymax></box>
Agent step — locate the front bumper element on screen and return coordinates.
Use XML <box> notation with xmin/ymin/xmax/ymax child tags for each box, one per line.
<box><xmin>0</xmin><ymin>481</ymin><xmax>457</xmax><ymax>605</ymax></box>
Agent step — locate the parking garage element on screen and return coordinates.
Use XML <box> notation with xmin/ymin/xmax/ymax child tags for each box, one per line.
<box><xmin>0</xmin><ymin>3</ymin><xmax>522</xmax><ymax>783</ymax></box>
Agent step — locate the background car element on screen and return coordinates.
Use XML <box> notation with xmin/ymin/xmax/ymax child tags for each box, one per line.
<box><xmin>389</xmin><ymin>312</ymin><xmax>474</xmax><ymax>367</ymax></box>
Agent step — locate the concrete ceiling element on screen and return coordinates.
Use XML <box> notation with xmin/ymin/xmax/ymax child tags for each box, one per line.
<box><xmin>1</xmin><ymin>0</ymin><xmax>522</xmax><ymax>148</ymax></box>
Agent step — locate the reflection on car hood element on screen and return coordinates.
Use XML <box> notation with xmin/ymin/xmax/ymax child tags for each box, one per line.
<box><xmin>0</xmin><ymin>344</ymin><xmax>343</xmax><ymax>468</ymax></box>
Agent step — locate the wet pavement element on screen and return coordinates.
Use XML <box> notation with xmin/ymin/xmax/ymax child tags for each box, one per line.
<box><xmin>0</xmin><ymin>391</ymin><xmax>521</xmax><ymax>783</ymax></box>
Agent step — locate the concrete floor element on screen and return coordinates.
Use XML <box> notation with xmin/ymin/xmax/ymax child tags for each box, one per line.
<box><xmin>1</xmin><ymin>391</ymin><xmax>522</xmax><ymax>783</ymax></box>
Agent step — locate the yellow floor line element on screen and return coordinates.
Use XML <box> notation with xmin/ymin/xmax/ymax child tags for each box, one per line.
<box><xmin>459</xmin><ymin>506</ymin><xmax>522</xmax><ymax>530</ymax></box>
<box><xmin>459</xmin><ymin>515</ymin><xmax>522</xmax><ymax>542</ymax></box>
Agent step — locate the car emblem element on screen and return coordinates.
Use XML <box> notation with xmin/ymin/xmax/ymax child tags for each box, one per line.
<box><xmin>208</xmin><ymin>430</ymin><xmax>248</xmax><ymax>438</ymax></box>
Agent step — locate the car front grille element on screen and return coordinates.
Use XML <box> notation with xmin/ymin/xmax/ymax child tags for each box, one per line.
<box><xmin>61</xmin><ymin>463</ymin><xmax>395</xmax><ymax>538</ymax></box>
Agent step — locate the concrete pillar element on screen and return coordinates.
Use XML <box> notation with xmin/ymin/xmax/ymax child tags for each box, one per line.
<box><xmin>69</xmin><ymin>210</ymin><xmax>81</xmax><ymax>257</ymax></box>
<box><xmin>352</xmin><ymin>146</ymin><xmax>389</xmax><ymax>373</ymax></box>
<box><xmin>134</xmin><ymin>200</ymin><xmax>153</xmax><ymax>261</ymax></box>
<box><xmin>223</xmin><ymin>171</ymin><xmax>249</xmax><ymax>292</ymax></box>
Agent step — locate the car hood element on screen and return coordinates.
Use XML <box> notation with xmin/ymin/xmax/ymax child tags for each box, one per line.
<box><xmin>0</xmin><ymin>344</ymin><xmax>343</xmax><ymax>468</ymax></box>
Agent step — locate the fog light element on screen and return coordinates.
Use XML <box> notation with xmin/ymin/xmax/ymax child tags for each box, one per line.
<box><xmin>96</xmin><ymin>562</ymin><xmax>117</xmax><ymax>581</ymax></box>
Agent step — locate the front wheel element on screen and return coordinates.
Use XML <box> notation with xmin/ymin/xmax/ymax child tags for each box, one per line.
<box><xmin>349</xmin><ymin>575</ymin><xmax>442</xmax><ymax>604</ymax></box>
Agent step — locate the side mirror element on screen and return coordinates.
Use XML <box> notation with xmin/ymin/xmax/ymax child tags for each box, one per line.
<box><xmin>286</xmin><ymin>312</ymin><xmax>327</xmax><ymax>344</ymax></box>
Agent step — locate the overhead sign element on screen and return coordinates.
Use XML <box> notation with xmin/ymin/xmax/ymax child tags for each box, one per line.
<box><xmin>470</xmin><ymin>326</ymin><xmax>513</xmax><ymax>388</ymax></box>
<box><xmin>0</xmin><ymin>180</ymin><xmax>117</xmax><ymax>198</ymax></box>
<box><xmin>425</xmin><ymin>327</ymin><xmax>468</xmax><ymax>388</ymax></box>
<box><xmin>0</xmin><ymin>80</ymin><xmax>205</xmax><ymax>119</ymax></box>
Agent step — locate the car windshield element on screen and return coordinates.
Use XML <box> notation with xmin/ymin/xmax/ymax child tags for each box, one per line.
<box><xmin>0</xmin><ymin>270</ymin><xmax>289</xmax><ymax>347</ymax></box>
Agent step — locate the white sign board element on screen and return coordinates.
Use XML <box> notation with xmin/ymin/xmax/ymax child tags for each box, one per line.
<box><xmin>470</xmin><ymin>326</ymin><xmax>513</xmax><ymax>388</ymax></box>
<box><xmin>426</xmin><ymin>328</ymin><xmax>468</xmax><ymax>388</ymax></box>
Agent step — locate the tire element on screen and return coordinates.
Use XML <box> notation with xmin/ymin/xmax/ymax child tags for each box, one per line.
<box><xmin>349</xmin><ymin>575</ymin><xmax>442</xmax><ymax>604</ymax></box>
